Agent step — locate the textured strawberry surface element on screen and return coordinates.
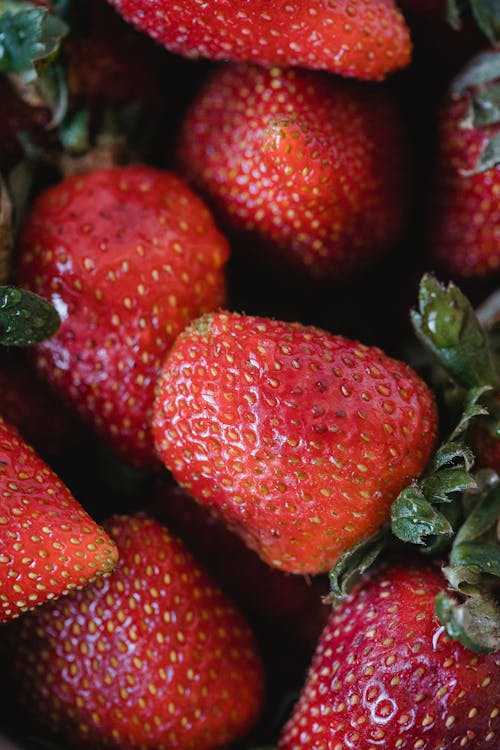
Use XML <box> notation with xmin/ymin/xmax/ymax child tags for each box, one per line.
<box><xmin>17</xmin><ymin>165</ymin><xmax>229</xmax><ymax>467</ymax></box>
<box><xmin>8</xmin><ymin>514</ymin><xmax>264</xmax><ymax>750</ymax></box>
<box><xmin>279</xmin><ymin>563</ymin><xmax>500</xmax><ymax>749</ymax></box>
<box><xmin>107</xmin><ymin>0</ymin><xmax>411</xmax><ymax>81</ymax></box>
<box><xmin>0</xmin><ymin>417</ymin><xmax>117</xmax><ymax>623</ymax></box>
<box><xmin>153</xmin><ymin>312</ymin><xmax>437</xmax><ymax>574</ymax></box>
<box><xmin>430</xmin><ymin>84</ymin><xmax>500</xmax><ymax>279</ymax></box>
<box><xmin>178</xmin><ymin>64</ymin><xmax>409</xmax><ymax>280</ymax></box>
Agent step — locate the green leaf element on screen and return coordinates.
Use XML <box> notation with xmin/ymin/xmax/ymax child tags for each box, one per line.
<box><xmin>0</xmin><ymin>286</ymin><xmax>60</xmax><ymax>345</ymax></box>
<box><xmin>422</xmin><ymin>467</ymin><xmax>477</xmax><ymax>503</ymax></box>
<box><xmin>411</xmin><ymin>274</ymin><xmax>497</xmax><ymax>390</ymax></box>
<box><xmin>0</xmin><ymin>3</ymin><xmax>68</xmax><ymax>75</ymax></box>
<box><xmin>391</xmin><ymin>486</ymin><xmax>454</xmax><ymax>544</ymax></box>
<box><xmin>447</xmin><ymin>0</ymin><xmax>470</xmax><ymax>29</ymax></box>
<box><xmin>448</xmin><ymin>385</ymin><xmax>491</xmax><ymax>440</ymax></box>
<box><xmin>60</xmin><ymin>107</ymin><xmax>91</xmax><ymax>154</ymax></box>
<box><xmin>432</xmin><ymin>441</ymin><xmax>475</xmax><ymax>472</ymax></box>
<box><xmin>472</xmin><ymin>131</ymin><xmax>500</xmax><ymax>174</ymax></box>
<box><xmin>469</xmin><ymin>83</ymin><xmax>500</xmax><ymax>128</ymax></box>
<box><xmin>451</xmin><ymin>541</ymin><xmax>500</xmax><ymax>577</ymax></box>
<box><xmin>435</xmin><ymin>591</ymin><xmax>500</xmax><ymax>653</ymax></box>
<box><xmin>470</xmin><ymin>0</ymin><xmax>500</xmax><ymax>44</ymax></box>
<box><xmin>328</xmin><ymin>527</ymin><xmax>388</xmax><ymax>602</ymax></box>
<box><xmin>450</xmin><ymin>50</ymin><xmax>500</xmax><ymax>97</ymax></box>
<box><xmin>455</xmin><ymin>476</ymin><xmax>500</xmax><ymax>544</ymax></box>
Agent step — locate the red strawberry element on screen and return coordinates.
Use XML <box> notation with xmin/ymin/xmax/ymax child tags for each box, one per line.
<box><xmin>152</xmin><ymin>312</ymin><xmax>437</xmax><ymax>574</ymax></box>
<box><xmin>150</xmin><ymin>477</ymin><xmax>330</xmax><ymax>637</ymax></box>
<box><xmin>17</xmin><ymin>164</ymin><xmax>229</xmax><ymax>468</ymax></box>
<box><xmin>278</xmin><ymin>562</ymin><xmax>500</xmax><ymax>749</ymax></box>
<box><xmin>177</xmin><ymin>64</ymin><xmax>410</xmax><ymax>280</ymax></box>
<box><xmin>8</xmin><ymin>513</ymin><xmax>264</xmax><ymax>750</ymax></box>
<box><xmin>0</xmin><ymin>416</ymin><xmax>118</xmax><ymax>623</ymax></box>
<box><xmin>107</xmin><ymin>0</ymin><xmax>411</xmax><ymax>82</ymax></box>
<box><xmin>429</xmin><ymin>50</ymin><xmax>500</xmax><ymax>279</ymax></box>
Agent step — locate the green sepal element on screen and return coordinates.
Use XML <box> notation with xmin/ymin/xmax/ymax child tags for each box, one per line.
<box><xmin>422</xmin><ymin>496</ymin><xmax>464</xmax><ymax>556</ymax></box>
<box><xmin>470</xmin><ymin>0</ymin><xmax>500</xmax><ymax>44</ymax></box>
<box><xmin>471</xmin><ymin>131</ymin><xmax>500</xmax><ymax>174</ymax></box>
<box><xmin>466</xmin><ymin>83</ymin><xmax>500</xmax><ymax>128</ymax></box>
<box><xmin>328</xmin><ymin>527</ymin><xmax>388</xmax><ymax>602</ymax></box>
<box><xmin>451</xmin><ymin>50</ymin><xmax>500</xmax><ymax>97</ymax></box>
<box><xmin>455</xmin><ymin>474</ymin><xmax>500</xmax><ymax>543</ymax></box>
<box><xmin>448</xmin><ymin>385</ymin><xmax>491</xmax><ymax>440</ymax></box>
<box><xmin>422</xmin><ymin>467</ymin><xmax>477</xmax><ymax>503</ymax></box>
<box><xmin>435</xmin><ymin>591</ymin><xmax>500</xmax><ymax>653</ymax></box>
<box><xmin>411</xmin><ymin>275</ymin><xmax>497</xmax><ymax>390</ymax></box>
<box><xmin>59</xmin><ymin>107</ymin><xmax>91</xmax><ymax>154</ymax></box>
<box><xmin>432</xmin><ymin>441</ymin><xmax>475</xmax><ymax>472</ymax></box>
<box><xmin>451</xmin><ymin>541</ymin><xmax>500</xmax><ymax>578</ymax></box>
<box><xmin>0</xmin><ymin>286</ymin><xmax>60</xmax><ymax>345</ymax></box>
<box><xmin>446</xmin><ymin>0</ymin><xmax>500</xmax><ymax>43</ymax></box>
<box><xmin>0</xmin><ymin>3</ymin><xmax>68</xmax><ymax>76</ymax></box>
<box><xmin>391</xmin><ymin>486</ymin><xmax>454</xmax><ymax>545</ymax></box>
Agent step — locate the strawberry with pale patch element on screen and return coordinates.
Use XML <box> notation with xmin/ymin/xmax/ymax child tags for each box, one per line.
<box><xmin>0</xmin><ymin>416</ymin><xmax>117</xmax><ymax>623</ymax></box>
<box><xmin>177</xmin><ymin>64</ymin><xmax>410</xmax><ymax>280</ymax></box>
<box><xmin>8</xmin><ymin>513</ymin><xmax>264</xmax><ymax>750</ymax></box>
<box><xmin>17</xmin><ymin>165</ymin><xmax>229</xmax><ymax>468</ymax></box>
<box><xmin>153</xmin><ymin>312</ymin><xmax>437</xmax><ymax>574</ymax></box>
<box><xmin>279</xmin><ymin>562</ymin><xmax>500</xmax><ymax>749</ymax></box>
<box><xmin>107</xmin><ymin>0</ymin><xmax>411</xmax><ymax>81</ymax></box>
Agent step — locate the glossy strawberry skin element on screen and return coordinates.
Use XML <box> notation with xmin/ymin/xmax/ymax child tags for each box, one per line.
<box><xmin>430</xmin><ymin>57</ymin><xmax>500</xmax><ymax>279</ymax></box>
<box><xmin>279</xmin><ymin>562</ymin><xmax>500</xmax><ymax>750</ymax></box>
<box><xmin>8</xmin><ymin>514</ymin><xmax>264</xmax><ymax>750</ymax></box>
<box><xmin>107</xmin><ymin>0</ymin><xmax>411</xmax><ymax>81</ymax></box>
<box><xmin>17</xmin><ymin>165</ymin><xmax>229</xmax><ymax>468</ymax></box>
<box><xmin>0</xmin><ymin>417</ymin><xmax>118</xmax><ymax>623</ymax></box>
<box><xmin>153</xmin><ymin>312</ymin><xmax>437</xmax><ymax>574</ymax></box>
<box><xmin>177</xmin><ymin>64</ymin><xmax>410</xmax><ymax>280</ymax></box>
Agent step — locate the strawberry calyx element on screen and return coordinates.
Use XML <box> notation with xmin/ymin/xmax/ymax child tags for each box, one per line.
<box><xmin>411</xmin><ymin>274</ymin><xmax>497</xmax><ymax>389</ymax></box>
<box><xmin>447</xmin><ymin>50</ymin><xmax>500</xmax><ymax>175</ymax></box>
<box><xmin>0</xmin><ymin>286</ymin><xmax>60</xmax><ymax>345</ymax></box>
<box><xmin>435</xmin><ymin>469</ymin><xmax>500</xmax><ymax>652</ymax></box>
<box><xmin>0</xmin><ymin>1</ymin><xmax>69</xmax><ymax>127</ymax></box>
<box><xmin>328</xmin><ymin>526</ymin><xmax>389</xmax><ymax>602</ymax></box>
<box><xmin>447</xmin><ymin>0</ymin><xmax>500</xmax><ymax>45</ymax></box>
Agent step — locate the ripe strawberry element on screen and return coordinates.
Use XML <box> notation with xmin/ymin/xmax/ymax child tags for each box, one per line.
<box><xmin>17</xmin><ymin>164</ymin><xmax>229</xmax><ymax>468</ymax></box>
<box><xmin>278</xmin><ymin>562</ymin><xmax>500</xmax><ymax>749</ymax></box>
<box><xmin>177</xmin><ymin>64</ymin><xmax>410</xmax><ymax>280</ymax></box>
<box><xmin>150</xmin><ymin>477</ymin><xmax>330</xmax><ymax>637</ymax></box>
<box><xmin>429</xmin><ymin>50</ymin><xmax>500</xmax><ymax>279</ymax></box>
<box><xmin>0</xmin><ymin>416</ymin><xmax>118</xmax><ymax>623</ymax></box>
<box><xmin>152</xmin><ymin>312</ymin><xmax>437</xmax><ymax>574</ymax></box>
<box><xmin>107</xmin><ymin>0</ymin><xmax>411</xmax><ymax>82</ymax></box>
<box><xmin>8</xmin><ymin>513</ymin><xmax>264</xmax><ymax>750</ymax></box>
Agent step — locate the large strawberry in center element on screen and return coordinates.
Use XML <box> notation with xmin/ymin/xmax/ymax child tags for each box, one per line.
<box><xmin>153</xmin><ymin>312</ymin><xmax>437</xmax><ymax>574</ymax></box>
<box><xmin>17</xmin><ymin>165</ymin><xmax>229</xmax><ymax>468</ymax></box>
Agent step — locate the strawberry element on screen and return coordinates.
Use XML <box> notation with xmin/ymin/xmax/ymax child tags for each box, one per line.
<box><xmin>278</xmin><ymin>561</ymin><xmax>500</xmax><ymax>749</ymax></box>
<box><xmin>7</xmin><ymin>513</ymin><xmax>264</xmax><ymax>750</ymax></box>
<box><xmin>429</xmin><ymin>50</ymin><xmax>500</xmax><ymax>279</ymax></box>
<box><xmin>177</xmin><ymin>64</ymin><xmax>410</xmax><ymax>280</ymax></box>
<box><xmin>16</xmin><ymin>164</ymin><xmax>229</xmax><ymax>468</ymax></box>
<box><xmin>150</xmin><ymin>477</ymin><xmax>330</xmax><ymax>636</ymax></box>
<box><xmin>152</xmin><ymin>311</ymin><xmax>437</xmax><ymax>574</ymax></box>
<box><xmin>107</xmin><ymin>0</ymin><xmax>411</xmax><ymax>82</ymax></box>
<box><xmin>0</xmin><ymin>416</ymin><xmax>118</xmax><ymax>623</ymax></box>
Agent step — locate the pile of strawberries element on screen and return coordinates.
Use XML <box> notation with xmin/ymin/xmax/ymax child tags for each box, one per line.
<box><xmin>1</xmin><ymin>1</ymin><xmax>500</xmax><ymax>749</ymax></box>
